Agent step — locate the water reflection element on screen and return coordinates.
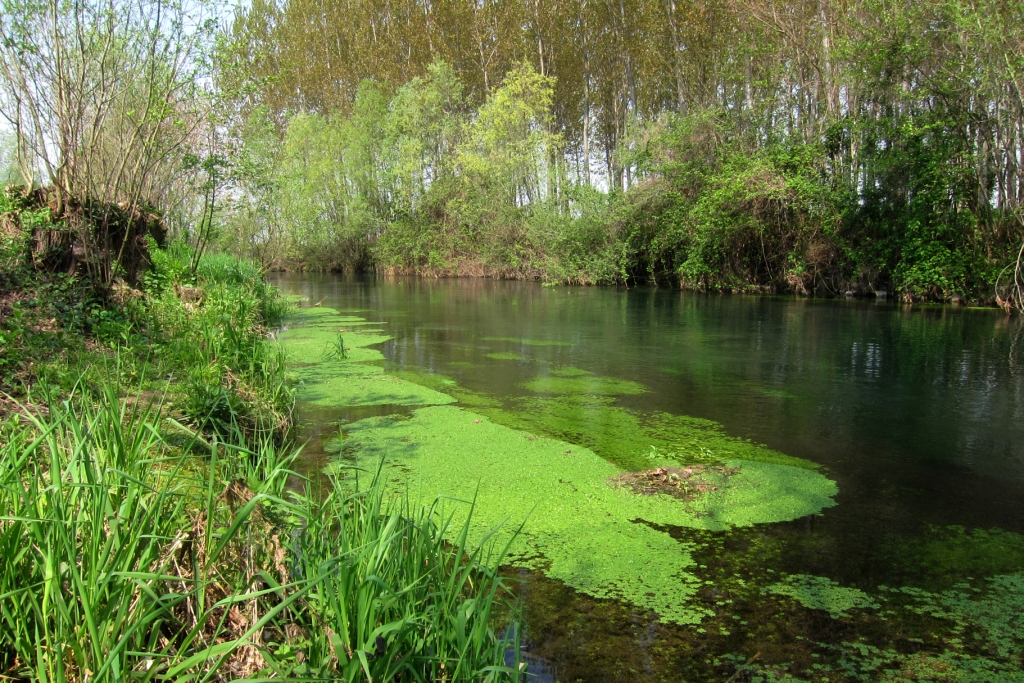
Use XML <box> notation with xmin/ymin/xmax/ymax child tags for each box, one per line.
<box><xmin>273</xmin><ymin>274</ymin><xmax>1024</xmax><ymax>680</ymax></box>
<box><xmin>274</xmin><ymin>275</ymin><xmax>1024</xmax><ymax>514</ymax></box>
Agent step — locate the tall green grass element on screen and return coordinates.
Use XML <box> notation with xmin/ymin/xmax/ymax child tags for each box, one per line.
<box><xmin>2</xmin><ymin>242</ymin><xmax>522</xmax><ymax>681</ymax></box>
<box><xmin>287</xmin><ymin>468</ymin><xmax>523</xmax><ymax>681</ymax></box>
<box><xmin>130</xmin><ymin>243</ymin><xmax>295</xmax><ymax>439</ymax></box>
<box><xmin>0</xmin><ymin>386</ymin><xmax>522</xmax><ymax>681</ymax></box>
<box><xmin>0</xmin><ymin>385</ymin><xmax>294</xmax><ymax>681</ymax></box>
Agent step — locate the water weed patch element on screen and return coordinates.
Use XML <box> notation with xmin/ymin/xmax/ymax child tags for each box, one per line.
<box><xmin>481</xmin><ymin>336</ymin><xmax>574</xmax><ymax>347</ymax></box>
<box><xmin>521</xmin><ymin>373</ymin><xmax>647</xmax><ymax>396</ymax></box>
<box><xmin>279</xmin><ymin>307</ymin><xmax>838</xmax><ymax>624</ymax></box>
<box><xmin>765</xmin><ymin>575</ymin><xmax>881</xmax><ymax>618</ymax></box>
<box><xmin>339</xmin><ymin>405</ymin><xmax>837</xmax><ymax>625</ymax></box>
<box><xmin>485</xmin><ymin>351</ymin><xmax>526</xmax><ymax>361</ymax></box>
<box><xmin>279</xmin><ymin>308</ymin><xmax>454</xmax><ymax>407</ymax></box>
<box><xmin>384</xmin><ymin>369</ymin><xmax>820</xmax><ymax>472</ymax></box>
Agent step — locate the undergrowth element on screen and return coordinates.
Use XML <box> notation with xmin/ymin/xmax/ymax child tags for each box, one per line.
<box><xmin>0</xmin><ymin>225</ymin><xmax>522</xmax><ymax>680</ymax></box>
<box><xmin>0</xmin><ymin>390</ymin><xmax>522</xmax><ymax>681</ymax></box>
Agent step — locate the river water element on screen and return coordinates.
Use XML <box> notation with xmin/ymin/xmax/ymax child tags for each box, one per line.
<box><xmin>271</xmin><ymin>274</ymin><xmax>1024</xmax><ymax>682</ymax></box>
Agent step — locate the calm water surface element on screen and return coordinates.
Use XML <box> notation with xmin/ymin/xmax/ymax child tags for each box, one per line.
<box><xmin>272</xmin><ymin>274</ymin><xmax>1024</xmax><ymax>681</ymax></box>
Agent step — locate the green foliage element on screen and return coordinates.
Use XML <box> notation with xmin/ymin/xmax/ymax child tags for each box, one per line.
<box><xmin>0</xmin><ymin>261</ymin><xmax>524</xmax><ymax>681</ymax></box>
<box><xmin>132</xmin><ymin>242</ymin><xmax>293</xmax><ymax>437</ymax></box>
<box><xmin>218</xmin><ymin>0</ymin><xmax>1024</xmax><ymax>303</ymax></box>
<box><xmin>0</xmin><ymin>386</ymin><xmax>298</xmax><ymax>681</ymax></box>
<box><xmin>456</xmin><ymin>63</ymin><xmax>558</xmax><ymax>206</ymax></box>
<box><xmin>292</xmin><ymin>466</ymin><xmax>522</xmax><ymax>681</ymax></box>
<box><xmin>0</xmin><ymin>132</ymin><xmax>19</xmax><ymax>186</ymax></box>
<box><xmin>0</xmin><ymin>387</ymin><xmax>521</xmax><ymax>681</ymax></box>
<box><xmin>766</xmin><ymin>575</ymin><xmax>880</xmax><ymax>618</ymax></box>
<box><xmin>279</xmin><ymin>306</ymin><xmax>839</xmax><ymax>625</ymax></box>
<box><xmin>614</xmin><ymin>114</ymin><xmax>845</xmax><ymax>290</ymax></box>
<box><xmin>524</xmin><ymin>185</ymin><xmax>620</xmax><ymax>284</ymax></box>
<box><xmin>848</xmin><ymin>106</ymin><xmax>993</xmax><ymax>300</ymax></box>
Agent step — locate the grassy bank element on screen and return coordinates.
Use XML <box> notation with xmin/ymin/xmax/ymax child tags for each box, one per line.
<box><xmin>0</xmin><ymin>220</ymin><xmax>522</xmax><ymax>679</ymax></box>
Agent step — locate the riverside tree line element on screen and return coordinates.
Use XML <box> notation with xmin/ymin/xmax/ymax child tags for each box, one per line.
<box><xmin>2</xmin><ymin>0</ymin><xmax>1024</xmax><ymax>304</ymax></box>
<box><xmin>220</xmin><ymin>0</ymin><xmax>1024</xmax><ymax>303</ymax></box>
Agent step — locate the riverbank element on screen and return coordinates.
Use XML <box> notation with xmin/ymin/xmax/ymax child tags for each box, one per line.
<box><xmin>0</xmin><ymin>230</ymin><xmax>522</xmax><ymax>680</ymax></box>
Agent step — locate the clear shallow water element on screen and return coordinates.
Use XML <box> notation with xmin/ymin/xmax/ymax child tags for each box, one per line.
<box><xmin>272</xmin><ymin>274</ymin><xmax>1024</xmax><ymax>681</ymax></box>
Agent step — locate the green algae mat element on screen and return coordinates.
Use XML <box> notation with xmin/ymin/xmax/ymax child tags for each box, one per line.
<box><xmin>280</xmin><ymin>308</ymin><xmax>454</xmax><ymax>407</ymax></box>
<box><xmin>278</xmin><ymin>307</ymin><xmax>839</xmax><ymax>624</ymax></box>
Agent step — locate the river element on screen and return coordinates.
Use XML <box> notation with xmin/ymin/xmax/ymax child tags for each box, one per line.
<box><xmin>272</xmin><ymin>274</ymin><xmax>1024</xmax><ymax>682</ymax></box>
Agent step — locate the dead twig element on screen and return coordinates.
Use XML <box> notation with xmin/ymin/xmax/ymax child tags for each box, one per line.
<box><xmin>724</xmin><ymin>652</ymin><xmax>762</xmax><ymax>683</ymax></box>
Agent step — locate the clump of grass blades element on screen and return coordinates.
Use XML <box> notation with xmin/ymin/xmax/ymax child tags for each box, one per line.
<box><xmin>280</xmin><ymin>467</ymin><xmax>523</xmax><ymax>680</ymax></box>
<box><xmin>0</xmin><ymin>383</ymin><xmax>303</xmax><ymax>681</ymax></box>
<box><xmin>139</xmin><ymin>277</ymin><xmax>294</xmax><ymax>440</ymax></box>
<box><xmin>0</xmin><ymin>385</ymin><xmax>523</xmax><ymax>682</ymax></box>
<box><xmin>322</xmin><ymin>333</ymin><xmax>349</xmax><ymax>361</ymax></box>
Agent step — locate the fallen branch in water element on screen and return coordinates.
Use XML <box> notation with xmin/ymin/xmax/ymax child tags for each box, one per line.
<box><xmin>724</xmin><ymin>652</ymin><xmax>762</xmax><ymax>683</ymax></box>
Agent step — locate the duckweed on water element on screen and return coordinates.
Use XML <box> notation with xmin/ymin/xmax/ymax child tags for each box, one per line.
<box><xmin>279</xmin><ymin>308</ymin><xmax>838</xmax><ymax>625</ymax></box>
<box><xmin>765</xmin><ymin>575</ymin><xmax>880</xmax><ymax>618</ymax></box>
<box><xmin>391</xmin><ymin>369</ymin><xmax>818</xmax><ymax>472</ymax></box>
<box><xmin>799</xmin><ymin>574</ymin><xmax>1024</xmax><ymax>681</ymax></box>
<box><xmin>879</xmin><ymin>526</ymin><xmax>1024</xmax><ymax>590</ymax></box>
<box><xmin>522</xmin><ymin>371</ymin><xmax>647</xmax><ymax>396</ymax></box>
<box><xmin>283</xmin><ymin>307</ymin><xmax>1024</xmax><ymax>676</ymax></box>
<box><xmin>279</xmin><ymin>308</ymin><xmax>453</xmax><ymax>407</ymax></box>
<box><xmin>549</xmin><ymin>366</ymin><xmax>591</xmax><ymax>376</ymax></box>
<box><xmin>481</xmin><ymin>336</ymin><xmax>573</xmax><ymax>347</ymax></box>
<box><xmin>340</xmin><ymin>406</ymin><xmax>837</xmax><ymax>624</ymax></box>
<box><xmin>485</xmin><ymin>352</ymin><xmax>525</xmax><ymax>361</ymax></box>
<box><xmin>889</xmin><ymin>573</ymin><xmax>1024</xmax><ymax>661</ymax></box>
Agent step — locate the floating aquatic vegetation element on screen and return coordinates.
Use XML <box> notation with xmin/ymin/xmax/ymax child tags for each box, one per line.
<box><xmin>786</xmin><ymin>574</ymin><xmax>1024</xmax><ymax>681</ymax></box>
<box><xmin>341</xmin><ymin>405</ymin><xmax>838</xmax><ymax>624</ymax></box>
<box><xmin>278</xmin><ymin>308</ymin><xmax>454</xmax><ymax>407</ymax></box>
<box><xmin>481</xmin><ymin>336</ymin><xmax>573</xmax><ymax>347</ymax></box>
<box><xmin>891</xmin><ymin>572</ymin><xmax>1024</xmax><ymax>662</ymax></box>
<box><xmin>281</xmin><ymin>308</ymin><xmax>838</xmax><ymax>625</ymax></box>
<box><xmin>765</xmin><ymin>575</ymin><xmax>880</xmax><ymax>618</ymax></box>
<box><xmin>759</xmin><ymin>388</ymin><xmax>799</xmax><ymax>400</ymax></box>
<box><xmin>485</xmin><ymin>352</ymin><xmax>526</xmax><ymax>361</ymax></box>
<box><xmin>384</xmin><ymin>367</ymin><xmax>820</xmax><ymax>472</ymax></box>
<box><xmin>522</xmin><ymin>374</ymin><xmax>647</xmax><ymax>396</ymax></box>
<box><xmin>726</xmin><ymin>571</ymin><xmax>1024</xmax><ymax>680</ymax></box>
<box><xmin>878</xmin><ymin>526</ymin><xmax>1024</xmax><ymax>590</ymax></box>
<box><xmin>500</xmin><ymin>394</ymin><xmax>818</xmax><ymax>472</ymax></box>
<box><xmin>550</xmin><ymin>367</ymin><xmax>591</xmax><ymax>377</ymax></box>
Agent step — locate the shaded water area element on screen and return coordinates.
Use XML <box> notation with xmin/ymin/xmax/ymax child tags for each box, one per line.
<box><xmin>272</xmin><ymin>274</ymin><xmax>1024</xmax><ymax>682</ymax></box>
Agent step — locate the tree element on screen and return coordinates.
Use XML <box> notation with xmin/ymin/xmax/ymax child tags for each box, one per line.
<box><xmin>0</xmin><ymin>0</ymin><xmax>217</xmax><ymax>286</ymax></box>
